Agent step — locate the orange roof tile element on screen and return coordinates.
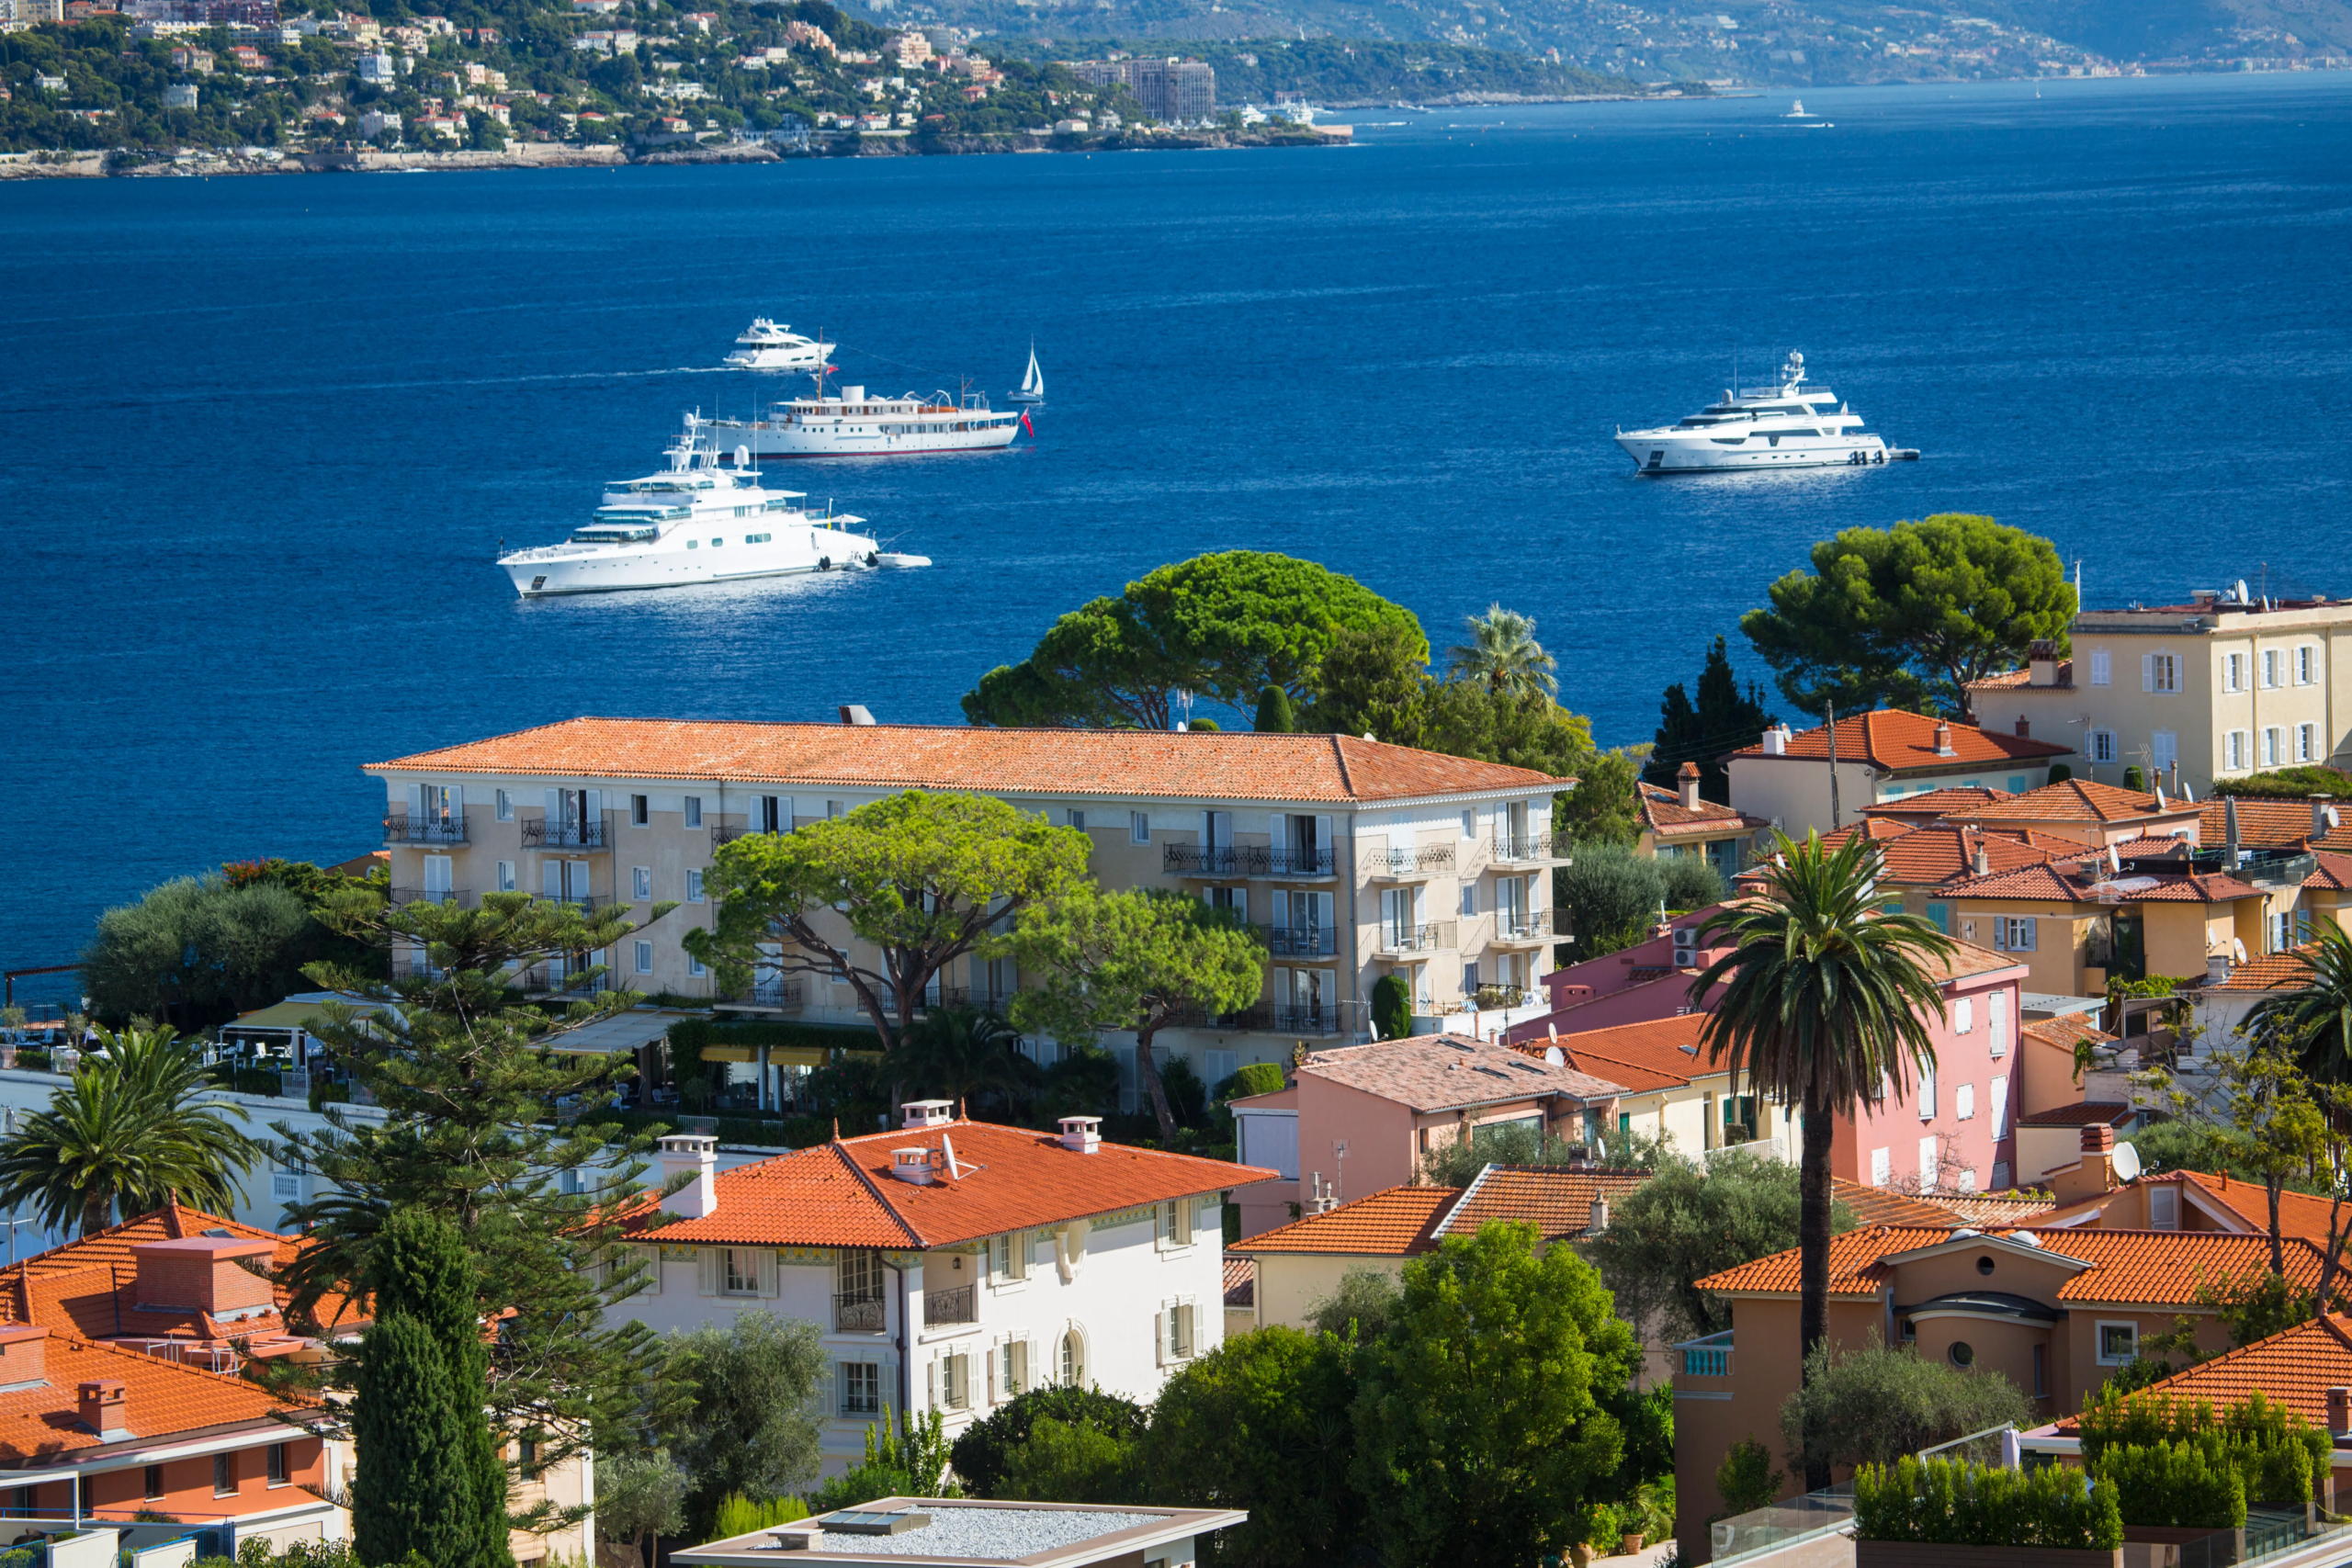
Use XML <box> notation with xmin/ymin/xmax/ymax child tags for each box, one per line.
<box><xmin>1228</xmin><ymin>1186</ymin><xmax>1458</xmax><ymax>1258</ymax></box>
<box><xmin>1295</xmin><ymin>1033</ymin><xmax>1626</xmax><ymax>1113</ymax></box>
<box><xmin>0</xmin><ymin>1332</ymin><xmax>311</xmax><ymax>1462</ymax></box>
<box><xmin>1727</xmin><ymin>710</ymin><xmax>2070</xmax><ymax>773</ymax></box>
<box><xmin>1636</xmin><ymin>782</ymin><xmax>1767</xmax><ymax>839</ymax></box>
<box><xmin>1968</xmin><ymin>778</ymin><xmax>2186</xmax><ymax>825</ymax></box>
<box><xmin>1433</xmin><ymin>1165</ymin><xmax>1651</xmax><ymax>1242</ymax></box>
<box><xmin>2052</xmin><ymin>1313</ymin><xmax>2352</xmax><ymax>1435</ymax></box>
<box><xmin>368</xmin><ymin>718</ymin><xmax>1566</xmax><ymax>805</ymax></box>
<box><xmin>1221</xmin><ymin>1255</ymin><xmax>1253</xmax><ymax>1309</ymax></box>
<box><xmin>619</xmin><ymin>1119</ymin><xmax>1275</xmax><ymax>1249</ymax></box>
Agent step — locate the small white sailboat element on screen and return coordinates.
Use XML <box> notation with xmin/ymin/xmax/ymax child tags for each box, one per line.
<box><xmin>1011</xmin><ymin>344</ymin><xmax>1045</xmax><ymax>404</ymax></box>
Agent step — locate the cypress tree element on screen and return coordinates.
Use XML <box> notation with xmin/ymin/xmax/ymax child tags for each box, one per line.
<box><xmin>1254</xmin><ymin>684</ymin><xmax>1297</xmax><ymax>733</ymax></box>
<box><xmin>354</xmin><ymin>1312</ymin><xmax>477</xmax><ymax>1568</ymax></box>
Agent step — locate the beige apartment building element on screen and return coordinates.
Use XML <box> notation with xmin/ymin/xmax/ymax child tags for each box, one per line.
<box><xmin>1969</xmin><ymin>589</ymin><xmax>2352</xmax><ymax>795</ymax></box>
<box><xmin>364</xmin><ymin>716</ymin><xmax>1568</xmax><ymax>1103</ymax></box>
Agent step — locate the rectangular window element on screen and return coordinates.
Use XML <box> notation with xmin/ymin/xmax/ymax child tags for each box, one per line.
<box><xmin>143</xmin><ymin>1465</ymin><xmax>164</xmax><ymax>1501</ymax></box>
<box><xmin>2088</xmin><ymin>649</ymin><xmax>2111</xmax><ymax>686</ymax></box>
<box><xmin>266</xmin><ymin>1443</ymin><xmax>288</xmax><ymax>1485</ymax></box>
<box><xmin>840</xmin><ymin>1360</ymin><xmax>881</xmax><ymax>1416</ymax></box>
<box><xmin>2098</xmin><ymin>1322</ymin><xmax>2138</xmax><ymax>1364</ymax></box>
<box><xmin>687</xmin><ymin>869</ymin><xmax>705</xmax><ymax>903</ymax></box>
<box><xmin>684</xmin><ymin>795</ymin><xmax>703</xmax><ymax>829</ymax></box>
<box><xmin>633</xmin><ymin>941</ymin><xmax>653</xmax><ymax>975</ymax></box>
<box><xmin>2090</xmin><ymin>730</ymin><xmax>2116</xmax><ymax>764</ymax></box>
<box><xmin>1955</xmin><ymin>1083</ymin><xmax>1975</xmax><ymax>1122</ymax></box>
<box><xmin>1130</xmin><ymin>811</ymin><xmax>1150</xmax><ymax>845</ymax></box>
<box><xmin>497</xmin><ymin>860</ymin><xmax>516</xmax><ymax>894</ymax></box>
<box><xmin>213</xmin><ymin>1452</ymin><xmax>235</xmax><ymax>1496</ymax></box>
<box><xmin>631</xmin><ymin>793</ymin><xmax>650</xmax><ymax>826</ymax></box>
<box><xmin>633</xmin><ymin>865</ymin><xmax>652</xmax><ymax>901</ymax></box>
<box><xmin>495</xmin><ymin>789</ymin><xmax>514</xmax><ymax>821</ymax></box>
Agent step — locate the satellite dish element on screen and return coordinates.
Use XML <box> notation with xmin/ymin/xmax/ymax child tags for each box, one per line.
<box><xmin>2233</xmin><ymin>938</ymin><xmax>2249</xmax><ymax>963</ymax></box>
<box><xmin>2111</xmin><ymin>1142</ymin><xmax>2143</xmax><ymax>1182</ymax></box>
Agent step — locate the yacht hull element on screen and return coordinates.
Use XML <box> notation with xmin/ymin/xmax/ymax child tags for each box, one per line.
<box><xmin>1616</xmin><ymin>431</ymin><xmax>1889</xmax><ymax>474</ymax></box>
<box><xmin>500</xmin><ymin>526</ymin><xmax>885</xmax><ymax>598</ymax></box>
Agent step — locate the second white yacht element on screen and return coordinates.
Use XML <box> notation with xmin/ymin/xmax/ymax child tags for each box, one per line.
<box><xmin>1614</xmin><ymin>352</ymin><xmax>1914</xmax><ymax>473</ymax></box>
<box><xmin>723</xmin><ymin>319</ymin><xmax>836</xmax><ymax>371</ymax></box>
<box><xmin>498</xmin><ymin>416</ymin><xmax>913</xmax><ymax>597</ymax></box>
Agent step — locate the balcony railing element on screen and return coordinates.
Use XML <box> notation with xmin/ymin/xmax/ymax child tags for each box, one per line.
<box><xmin>1367</xmin><ymin>843</ymin><xmax>1456</xmax><ymax>877</ymax></box>
<box><xmin>833</xmin><ymin>1292</ymin><xmax>886</xmax><ymax>1334</ymax></box>
<box><xmin>383</xmin><ymin>813</ymin><xmax>467</xmax><ymax>845</ymax></box>
<box><xmin>1258</xmin><ymin>922</ymin><xmax>1338</xmax><ymax>958</ymax></box>
<box><xmin>1491</xmin><ymin>831</ymin><xmax>1555</xmax><ymax>863</ymax></box>
<box><xmin>1378</xmin><ymin>920</ymin><xmax>1456</xmax><ymax>954</ymax></box>
<box><xmin>1490</xmin><ymin>910</ymin><xmax>1555</xmax><ymax>943</ymax></box>
<box><xmin>1163</xmin><ymin>844</ymin><xmax>1339</xmax><ymax>879</ymax></box>
<box><xmin>390</xmin><ymin>886</ymin><xmax>475</xmax><ymax>908</ymax></box>
<box><xmin>522</xmin><ymin>818</ymin><xmax>609</xmax><ymax>849</ymax></box>
<box><xmin>923</xmin><ymin>1282</ymin><xmax>977</xmax><ymax>1327</ymax></box>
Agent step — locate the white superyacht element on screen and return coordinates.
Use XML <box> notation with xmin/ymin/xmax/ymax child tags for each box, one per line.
<box><xmin>723</xmin><ymin>319</ymin><xmax>836</xmax><ymax>371</ymax></box>
<box><xmin>498</xmin><ymin>416</ymin><xmax>925</xmax><ymax>598</ymax></box>
<box><xmin>1614</xmin><ymin>352</ymin><xmax>1913</xmax><ymax>474</ymax></box>
<box><xmin>708</xmin><ymin>381</ymin><xmax>1023</xmax><ymax>459</ymax></box>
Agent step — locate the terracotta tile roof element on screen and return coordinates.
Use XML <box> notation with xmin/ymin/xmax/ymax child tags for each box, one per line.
<box><xmin>1971</xmin><ymin>663</ymin><xmax>2073</xmax><ymax>692</ymax></box>
<box><xmin>1636</xmin><ymin>782</ymin><xmax>1767</xmax><ymax>839</ymax></box>
<box><xmin>2015</xmin><ymin>1100</ymin><xmax>2135</xmax><ymax>1127</ymax></box>
<box><xmin>1221</xmin><ymin>1255</ymin><xmax>1254</xmax><ymax>1309</ymax></box>
<box><xmin>1696</xmin><ymin>1224</ymin><xmax>2328</xmax><ymax>1306</ymax></box>
<box><xmin>1432</xmin><ymin>1166</ymin><xmax>1652</xmax><ymax>1242</ymax></box>
<box><xmin>1295</xmin><ymin>1033</ymin><xmax>1627</xmax><ymax>1113</ymax></box>
<box><xmin>2202</xmin><ymin>946</ymin><xmax>2320</xmax><ymax>992</ymax></box>
<box><xmin>1228</xmin><ymin>1186</ymin><xmax>1457</xmax><ymax>1258</ymax></box>
<box><xmin>0</xmin><ymin>1332</ymin><xmax>309</xmax><ymax>1463</ymax></box>
<box><xmin>1727</xmin><ymin>710</ymin><xmax>2070</xmax><ymax>773</ymax></box>
<box><xmin>2199</xmin><ymin>797</ymin><xmax>2352</xmax><ymax>853</ymax></box>
<box><xmin>1968</xmin><ymin>778</ymin><xmax>2182</xmax><ymax>825</ymax></box>
<box><xmin>2052</xmin><ymin>1313</ymin><xmax>2352</xmax><ymax>1436</ymax></box>
<box><xmin>618</xmin><ymin>1120</ymin><xmax>1276</xmax><ymax>1250</ymax></box>
<box><xmin>1834</xmin><ymin>1182</ymin><xmax>1969</xmax><ymax>1228</ymax></box>
<box><xmin>368</xmin><ymin>718</ymin><xmax>1566</xmax><ymax>805</ymax></box>
<box><xmin>1945</xmin><ymin>863</ymin><xmax>2265</xmax><ymax>905</ymax></box>
<box><xmin>2020</xmin><ymin>1015</ymin><xmax>2117</xmax><ymax>1058</ymax></box>
<box><xmin>1861</xmin><ymin>786</ymin><xmax>2019</xmax><ymax>819</ymax></box>
<box><xmin>2306</xmin><ymin>852</ymin><xmax>2352</xmax><ymax>892</ymax></box>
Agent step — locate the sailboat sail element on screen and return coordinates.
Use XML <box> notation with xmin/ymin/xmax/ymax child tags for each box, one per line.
<box><xmin>1020</xmin><ymin>348</ymin><xmax>1044</xmax><ymax>399</ymax></box>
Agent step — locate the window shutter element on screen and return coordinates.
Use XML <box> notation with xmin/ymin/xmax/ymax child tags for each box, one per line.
<box><xmin>2142</xmin><ymin>653</ymin><xmax>2154</xmax><ymax>693</ymax></box>
<box><xmin>696</xmin><ymin>1248</ymin><xmax>718</xmax><ymax>1296</ymax></box>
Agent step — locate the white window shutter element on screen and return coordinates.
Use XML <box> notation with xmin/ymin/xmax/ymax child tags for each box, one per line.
<box><xmin>696</xmin><ymin>1248</ymin><xmax>718</xmax><ymax>1296</ymax></box>
<box><xmin>2142</xmin><ymin>653</ymin><xmax>2154</xmax><ymax>693</ymax></box>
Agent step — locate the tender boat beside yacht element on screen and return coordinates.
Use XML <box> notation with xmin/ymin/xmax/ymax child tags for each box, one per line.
<box><xmin>497</xmin><ymin>415</ymin><xmax>917</xmax><ymax>597</ymax></box>
<box><xmin>1614</xmin><ymin>352</ymin><xmax>1917</xmax><ymax>474</ymax></box>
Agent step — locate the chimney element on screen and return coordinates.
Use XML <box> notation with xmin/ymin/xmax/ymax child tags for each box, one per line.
<box><xmin>1589</xmin><ymin>1197</ymin><xmax>1609</xmax><ymax>1235</ymax></box>
<box><xmin>133</xmin><ymin>1237</ymin><xmax>276</xmax><ymax>1321</ymax></box>
<box><xmin>657</xmin><ymin>1134</ymin><xmax>718</xmax><ymax>1218</ymax></box>
<box><xmin>1677</xmin><ymin>761</ymin><xmax>1702</xmax><ymax>811</ymax></box>
<box><xmin>1057</xmin><ymin>1115</ymin><xmax>1102</xmax><ymax>1154</ymax></box>
<box><xmin>2328</xmin><ymin>1387</ymin><xmax>2351</xmax><ymax>1436</ymax></box>
<box><xmin>1762</xmin><ymin>725</ymin><xmax>1788</xmax><ymax>757</ymax></box>
<box><xmin>0</xmin><ymin>1325</ymin><xmax>46</xmax><ymax>1386</ymax></box>
<box><xmin>838</xmin><ymin>704</ymin><xmax>876</xmax><ymax>726</ymax></box>
<box><xmin>2028</xmin><ymin>639</ymin><xmax>2060</xmax><ymax>687</ymax></box>
<box><xmin>2015</xmin><ymin>715</ymin><xmax>2031</xmax><ymax>739</ymax></box>
<box><xmin>1934</xmin><ymin>721</ymin><xmax>1956</xmax><ymax>757</ymax></box>
<box><xmin>78</xmin><ymin>1379</ymin><xmax>129</xmax><ymax>1441</ymax></box>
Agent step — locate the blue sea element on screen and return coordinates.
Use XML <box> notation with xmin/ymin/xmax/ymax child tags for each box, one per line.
<box><xmin>8</xmin><ymin>73</ymin><xmax>2352</xmax><ymax>995</ymax></box>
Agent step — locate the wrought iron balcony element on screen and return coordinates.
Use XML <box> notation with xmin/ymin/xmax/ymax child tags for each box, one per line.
<box><xmin>523</xmin><ymin>818</ymin><xmax>609</xmax><ymax>849</ymax></box>
<box><xmin>1491</xmin><ymin>832</ymin><xmax>1555</xmax><ymax>863</ymax></box>
<box><xmin>1367</xmin><ymin>843</ymin><xmax>1456</xmax><ymax>878</ymax></box>
<box><xmin>923</xmin><ymin>1282</ymin><xmax>978</xmax><ymax>1327</ymax></box>
<box><xmin>1489</xmin><ymin>910</ymin><xmax>1556</xmax><ymax>944</ymax></box>
<box><xmin>1378</xmin><ymin>920</ymin><xmax>1457</xmax><ymax>954</ymax></box>
<box><xmin>1257</xmin><ymin>922</ymin><xmax>1338</xmax><ymax>958</ymax></box>
<box><xmin>383</xmin><ymin>813</ymin><xmax>467</xmax><ymax>845</ymax></box>
<box><xmin>390</xmin><ymin>886</ymin><xmax>475</xmax><ymax>908</ymax></box>
<box><xmin>833</xmin><ymin>1292</ymin><xmax>887</xmax><ymax>1334</ymax></box>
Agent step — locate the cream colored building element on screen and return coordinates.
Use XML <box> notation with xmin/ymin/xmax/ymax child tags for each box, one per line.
<box><xmin>1969</xmin><ymin>592</ymin><xmax>2352</xmax><ymax>795</ymax></box>
<box><xmin>364</xmin><ymin>717</ymin><xmax>1569</xmax><ymax>1105</ymax></box>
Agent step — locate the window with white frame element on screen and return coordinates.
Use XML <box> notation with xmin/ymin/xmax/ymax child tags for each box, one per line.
<box><xmin>687</xmin><ymin>868</ymin><xmax>705</xmax><ymax>902</ymax></box>
<box><xmin>1955</xmin><ymin>1083</ymin><xmax>1975</xmax><ymax>1121</ymax></box>
<box><xmin>1161</xmin><ymin>1200</ymin><xmax>1193</xmax><ymax>1248</ymax></box>
<box><xmin>1953</xmin><ymin>997</ymin><xmax>1973</xmax><ymax>1034</ymax></box>
<box><xmin>2222</xmin><ymin>652</ymin><xmax>2246</xmax><ymax>694</ymax></box>
<box><xmin>495</xmin><ymin>789</ymin><xmax>514</xmax><ymax>821</ymax></box>
<box><xmin>2089</xmin><ymin>649</ymin><xmax>2111</xmax><ymax>686</ymax></box>
<box><xmin>2225</xmin><ymin>730</ymin><xmax>2248</xmax><ymax>772</ymax></box>
<box><xmin>684</xmin><ymin>795</ymin><xmax>702</xmax><ymax>828</ymax></box>
<box><xmin>2097</xmin><ymin>1322</ymin><xmax>2138</xmax><ymax>1365</ymax></box>
<box><xmin>1130</xmin><ymin>811</ymin><xmax>1150</xmax><ymax>845</ymax></box>
<box><xmin>634</xmin><ymin>941</ymin><xmax>653</xmax><ymax>975</ymax></box>
<box><xmin>2144</xmin><ymin>651</ymin><xmax>2180</xmax><ymax>694</ymax></box>
<box><xmin>633</xmin><ymin>865</ymin><xmax>652</xmax><ymax>901</ymax></box>
<box><xmin>2090</xmin><ymin>729</ymin><xmax>2117</xmax><ymax>765</ymax></box>
<box><xmin>1996</xmin><ymin>916</ymin><xmax>2037</xmax><ymax>952</ymax></box>
<box><xmin>2297</xmin><ymin>646</ymin><xmax>2319</xmax><ymax>685</ymax></box>
<box><xmin>839</xmin><ymin>1360</ymin><xmax>880</xmax><ymax>1416</ymax></box>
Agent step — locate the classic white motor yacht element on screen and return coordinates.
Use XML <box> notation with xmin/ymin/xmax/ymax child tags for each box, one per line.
<box><xmin>707</xmin><ymin>382</ymin><xmax>1023</xmax><ymax>458</ymax></box>
<box><xmin>498</xmin><ymin>415</ymin><xmax>910</xmax><ymax>597</ymax></box>
<box><xmin>1614</xmin><ymin>352</ymin><xmax>1914</xmax><ymax>474</ymax></box>
<box><xmin>723</xmin><ymin>319</ymin><xmax>836</xmax><ymax>371</ymax></box>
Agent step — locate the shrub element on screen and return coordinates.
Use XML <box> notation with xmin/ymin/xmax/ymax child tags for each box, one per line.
<box><xmin>2095</xmin><ymin>1441</ymin><xmax>2246</xmax><ymax>1530</ymax></box>
<box><xmin>1223</xmin><ymin>1062</ymin><xmax>1284</xmax><ymax>1101</ymax></box>
<box><xmin>1851</xmin><ymin>1456</ymin><xmax>2122</xmax><ymax>1549</ymax></box>
<box><xmin>1370</xmin><ymin>974</ymin><xmax>1412</xmax><ymax>1040</ymax></box>
<box><xmin>1715</xmin><ymin>1436</ymin><xmax>1782</xmax><ymax>1517</ymax></box>
<box><xmin>950</xmin><ymin>1386</ymin><xmax>1148</xmax><ymax>1498</ymax></box>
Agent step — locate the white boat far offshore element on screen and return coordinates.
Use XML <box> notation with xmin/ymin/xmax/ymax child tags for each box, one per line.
<box><xmin>498</xmin><ymin>416</ymin><xmax>915</xmax><ymax>597</ymax></box>
<box><xmin>723</xmin><ymin>319</ymin><xmax>836</xmax><ymax>371</ymax></box>
<box><xmin>1614</xmin><ymin>352</ymin><xmax>1916</xmax><ymax>474</ymax></box>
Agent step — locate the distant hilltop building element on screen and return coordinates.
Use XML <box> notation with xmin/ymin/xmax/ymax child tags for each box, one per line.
<box><xmin>1069</xmin><ymin>55</ymin><xmax>1215</xmax><ymax>123</ymax></box>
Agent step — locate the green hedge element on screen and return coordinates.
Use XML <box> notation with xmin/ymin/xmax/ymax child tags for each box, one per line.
<box><xmin>2095</xmin><ymin>1441</ymin><xmax>2246</xmax><ymax>1530</ymax></box>
<box><xmin>1852</xmin><ymin>1456</ymin><xmax>2121</xmax><ymax>1549</ymax></box>
<box><xmin>2077</xmin><ymin>1388</ymin><xmax>2325</xmax><ymax>1507</ymax></box>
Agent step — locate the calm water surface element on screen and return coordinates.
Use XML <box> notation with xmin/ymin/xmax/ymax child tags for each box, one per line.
<box><xmin>8</xmin><ymin>73</ymin><xmax>2352</xmax><ymax>988</ymax></box>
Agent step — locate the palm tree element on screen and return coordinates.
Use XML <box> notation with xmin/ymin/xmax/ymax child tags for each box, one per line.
<box><xmin>1447</xmin><ymin>604</ymin><xmax>1558</xmax><ymax>701</ymax></box>
<box><xmin>1691</xmin><ymin>830</ymin><xmax>1957</xmax><ymax>1491</ymax></box>
<box><xmin>2246</xmin><ymin>921</ymin><xmax>2352</xmax><ymax>1082</ymax></box>
<box><xmin>0</xmin><ymin>1023</ymin><xmax>266</xmax><ymax>1237</ymax></box>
